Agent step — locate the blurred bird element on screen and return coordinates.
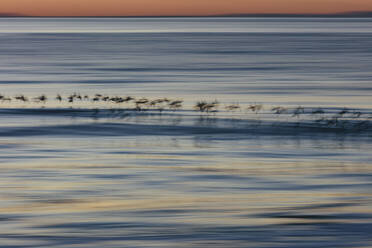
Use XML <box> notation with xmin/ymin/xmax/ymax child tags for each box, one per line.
<box><xmin>135</xmin><ymin>98</ymin><xmax>149</xmax><ymax>105</ymax></box>
<box><xmin>68</xmin><ymin>95</ymin><xmax>74</xmax><ymax>103</ymax></box>
<box><xmin>292</xmin><ymin>106</ymin><xmax>305</xmax><ymax>118</ymax></box>
<box><xmin>195</xmin><ymin>101</ymin><xmax>218</xmax><ymax>113</ymax></box>
<box><xmin>353</xmin><ymin>111</ymin><xmax>362</xmax><ymax>118</ymax></box>
<box><xmin>122</xmin><ymin>96</ymin><xmax>134</xmax><ymax>102</ymax></box>
<box><xmin>247</xmin><ymin>104</ymin><xmax>263</xmax><ymax>113</ymax></box>
<box><xmin>15</xmin><ymin>95</ymin><xmax>28</xmax><ymax>102</ymax></box>
<box><xmin>272</xmin><ymin>106</ymin><xmax>287</xmax><ymax>114</ymax></box>
<box><xmin>225</xmin><ymin>104</ymin><xmax>240</xmax><ymax>111</ymax></box>
<box><xmin>34</xmin><ymin>95</ymin><xmax>47</xmax><ymax>103</ymax></box>
<box><xmin>168</xmin><ymin>100</ymin><xmax>183</xmax><ymax>110</ymax></box>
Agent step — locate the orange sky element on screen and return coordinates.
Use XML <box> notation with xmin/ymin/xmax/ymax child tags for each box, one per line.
<box><xmin>1</xmin><ymin>0</ymin><xmax>372</xmax><ymax>16</ymax></box>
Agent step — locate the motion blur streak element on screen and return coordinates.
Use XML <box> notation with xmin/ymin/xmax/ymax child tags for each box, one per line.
<box><xmin>0</xmin><ymin>18</ymin><xmax>371</xmax><ymax>247</ymax></box>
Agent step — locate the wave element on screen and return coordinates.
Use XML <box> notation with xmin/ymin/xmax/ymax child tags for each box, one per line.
<box><xmin>0</xmin><ymin>108</ymin><xmax>371</xmax><ymax>138</ymax></box>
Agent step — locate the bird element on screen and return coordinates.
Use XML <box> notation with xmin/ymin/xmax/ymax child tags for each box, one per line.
<box><xmin>338</xmin><ymin>108</ymin><xmax>349</xmax><ymax>117</ymax></box>
<box><xmin>168</xmin><ymin>100</ymin><xmax>183</xmax><ymax>110</ymax></box>
<box><xmin>195</xmin><ymin>101</ymin><xmax>208</xmax><ymax>112</ymax></box>
<box><xmin>123</xmin><ymin>96</ymin><xmax>134</xmax><ymax>102</ymax></box>
<box><xmin>149</xmin><ymin>100</ymin><xmax>159</xmax><ymax>107</ymax></box>
<box><xmin>195</xmin><ymin>101</ymin><xmax>218</xmax><ymax>113</ymax></box>
<box><xmin>272</xmin><ymin>106</ymin><xmax>287</xmax><ymax>114</ymax></box>
<box><xmin>247</xmin><ymin>104</ymin><xmax>263</xmax><ymax>113</ymax></box>
<box><xmin>225</xmin><ymin>104</ymin><xmax>240</xmax><ymax>111</ymax></box>
<box><xmin>15</xmin><ymin>95</ymin><xmax>28</xmax><ymax>102</ymax></box>
<box><xmin>110</xmin><ymin>97</ymin><xmax>124</xmax><ymax>103</ymax></box>
<box><xmin>353</xmin><ymin>111</ymin><xmax>362</xmax><ymax>118</ymax></box>
<box><xmin>135</xmin><ymin>98</ymin><xmax>149</xmax><ymax>105</ymax></box>
<box><xmin>34</xmin><ymin>95</ymin><xmax>47</xmax><ymax>103</ymax></box>
<box><xmin>292</xmin><ymin>106</ymin><xmax>305</xmax><ymax>118</ymax></box>
<box><xmin>134</xmin><ymin>98</ymin><xmax>149</xmax><ymax>111</ymax></box>
<box><xmin>68</xmin><ymin>95</ymin><xmax>74</xmax><ymax>103</ymax></box>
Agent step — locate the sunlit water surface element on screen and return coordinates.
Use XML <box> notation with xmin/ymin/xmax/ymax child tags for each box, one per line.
<box><xmin>0</xmin><ymin>18</ymin><xmax>372</xmax><ymax>247</ymax></box>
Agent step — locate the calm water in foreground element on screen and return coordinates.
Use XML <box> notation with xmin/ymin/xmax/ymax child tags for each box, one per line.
<box><xmin>0</xmin><ymin>18</ymin><xmax>372</xmax><ymax>247</ymax></box>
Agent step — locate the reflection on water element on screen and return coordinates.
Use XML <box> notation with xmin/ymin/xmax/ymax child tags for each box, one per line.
<box><xmin>0</xmin><ymin>114</ymin><xmax>372</xmax><ymax>247</ymax></box>
<box><xmin>0</xmin><ymin>18</ymin><xmax>372</xmax><ymax>247</ymax></box>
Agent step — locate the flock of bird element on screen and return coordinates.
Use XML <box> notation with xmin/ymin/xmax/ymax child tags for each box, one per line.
<box><xmin>0</xmin><ymin>93</ymin><xmax>371</xmax><ymax>130</ymax></box>
<box><xmin>0</xmin><ymin>93</ymin><xmax>269</xmax><ymax>115</ymax></box>
<box><xmin>0</xmin><ymin>93</ymin><xmax>184</xmax><ymax>111</ymax></box>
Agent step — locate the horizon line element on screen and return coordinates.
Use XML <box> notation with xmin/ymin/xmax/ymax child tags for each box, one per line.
<box><xmin>1</xmin><ymin>11</ymin><xmax>372</xmax><ymax>18</ymax></box>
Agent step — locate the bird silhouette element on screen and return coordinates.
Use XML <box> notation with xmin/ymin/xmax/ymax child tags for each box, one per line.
<box><xmin>247</xmin><ymin>104</ymin><xmax>263</xmax><ymax>114</ymax></box>
<box><xmin>225</xmin><ymin>104</ymin><xmax>240</xmax><ymax>111</ymax></box>
<box><xmin>292</xmin><ymin>106</ymin><xmax>305</xmax><ymax>118</ymax></box>
<box><xmin>272</xmin><ymin>106</ymin><xmax>287</xmax><ymax>114</ymax></box>
<box><xmin>34</xmin><ymin>95</ymin><xmax>47</xmax><ymax>103</ymax></box>
<box><xmin>195</xmin><ymin>101</ymin><xmax>218</xmax><ymax>113</ymax></box>
<box><xmin>168</xmin><ymin>100</ymin><xmax>183</xmax><ymax>110</ymax></box>
<box><xmin>15</xmin><ymin>95</ymin><xmax>28</xmax><ymax>102</ymax></box>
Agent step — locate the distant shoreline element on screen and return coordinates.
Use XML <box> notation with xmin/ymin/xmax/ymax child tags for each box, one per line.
<box><xmin>1</xmin><ymin>11</ymin><xmax>372</xmax><ymax>18</ymax></box>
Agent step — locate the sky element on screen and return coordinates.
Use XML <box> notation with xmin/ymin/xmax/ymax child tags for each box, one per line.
<box><xmin>1</xmin><ymin>0</ymin><xmax>372</xmax><ymax>16</ymax></box>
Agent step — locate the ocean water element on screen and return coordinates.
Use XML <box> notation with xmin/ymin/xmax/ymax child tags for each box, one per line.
<box><xmin>0</xmin><ymin>18</ymin><xmax>372</xmax><ymax>247</ymax></box>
